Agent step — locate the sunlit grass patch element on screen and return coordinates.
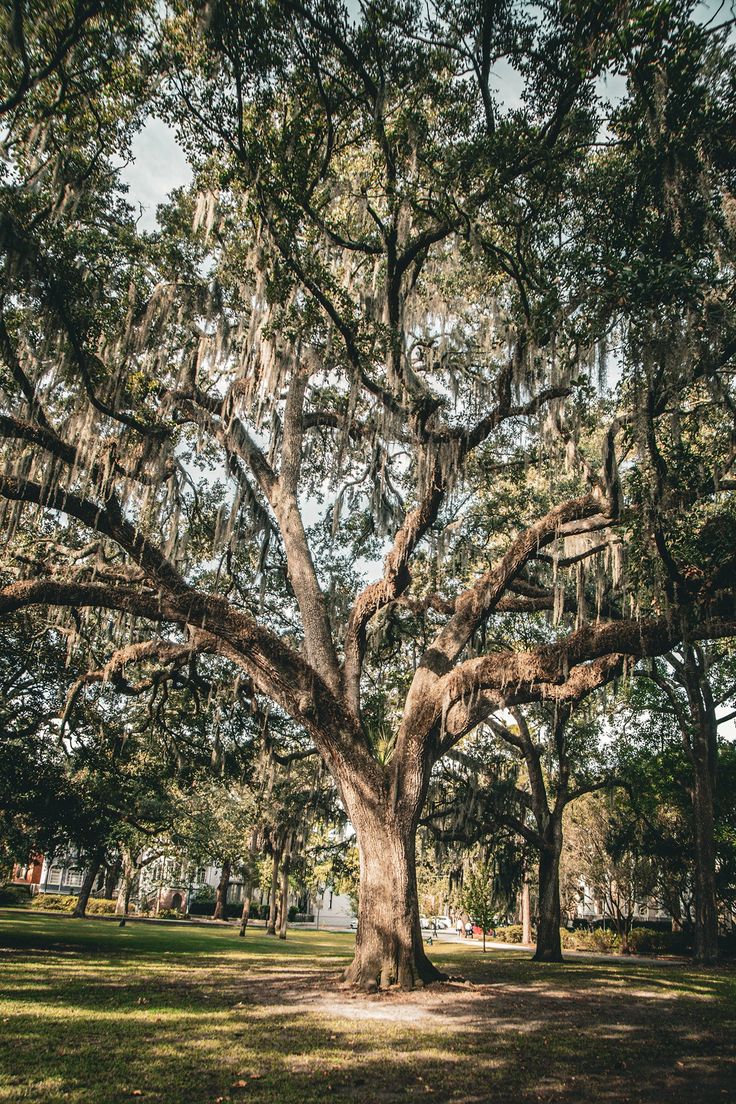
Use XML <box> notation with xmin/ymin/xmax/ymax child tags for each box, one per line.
<box><xmin>0</xmin><ymin>910</ymin><xmax>734</xmax><ymax>1104</ymax></box>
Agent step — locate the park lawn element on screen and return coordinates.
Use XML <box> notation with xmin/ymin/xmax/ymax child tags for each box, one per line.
<box><xmin>0</xmin><ymin>910</ymin><xmax>735</xmax><ymax>1104</ymax></box>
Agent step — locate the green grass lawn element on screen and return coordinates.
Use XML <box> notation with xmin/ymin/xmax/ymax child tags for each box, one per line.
<box><xmin>1</xmin><ymin>909</ymin><xmax>735</xmax><ymax>1104</ymax></box>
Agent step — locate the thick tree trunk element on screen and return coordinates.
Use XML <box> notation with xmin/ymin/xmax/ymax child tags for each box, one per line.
<box><xmin>534</xmin><ymin>831</ymin><xmax>563</xmax><ymax>963</ymax></box>
<box><xmin>692</xmin><ymin>757</ymin><xmax>718</xmax><ymax>964</ymax></box>
<box><xmin>266</xmin><ymin>847</ymin><xmax>281</xmax><ymax>936</ymax></box>
<box><xmin>213</xmin><ymin>859</ymin><xmax>231</xmax><ymax>921</ymax></box>
<box><xmin>115</xmin><ymin>847</ymin><xmax>136</xmax><ymax>925</ymax></box>
<box><xmin>72</xmin><ymin>851</ymin><xmax>103</xmax><ymax>918</ymax></box>
<box><xmin>521</xmin><ymin>873</ymin><xmax>532</xmax><ymax>946</ymax></box>
<box><xmin>342</xmin><ymin>802</ymin><xmax>445</xmax><ymax>991</ymax></box>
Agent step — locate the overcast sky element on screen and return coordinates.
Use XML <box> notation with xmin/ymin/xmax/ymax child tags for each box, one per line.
<box><xmin>121</xmin><ymin>117</ymin><xmax>192</xmax><ymax>231</ymax></box>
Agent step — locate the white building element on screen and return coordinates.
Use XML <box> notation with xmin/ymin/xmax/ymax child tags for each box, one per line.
<box><xmin>34</xmin><ymin>851</ymin><xmax>356</xmax><ymax>927</ymax></box>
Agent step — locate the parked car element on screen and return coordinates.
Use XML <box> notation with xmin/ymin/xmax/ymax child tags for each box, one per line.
<box><xmin>432</xmin><ymin>917</ymin><xmax>451</xmax><ymax>930</ymax></box>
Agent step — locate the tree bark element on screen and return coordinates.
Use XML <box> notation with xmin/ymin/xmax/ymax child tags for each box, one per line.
<box><xmin>680</xmin><ymin>647</ymin><xmax>719</xmax><ymax>965</ymax></box>
<box><xmin>341</xmin><ymin>799</ymin><xmax>445</xmax><ymax>991</ymax></box>
<box><xmin>691</xmin><ymin>753</ymin><xmax>718</xmax><ymax>964</ymax></box>
<box><xmin>72</xmin><ymin>851</ymin><xmax>104</xmax><ymax>918</ymax></box>
<box><xmin>266</xmin><ymin>846</ymin><xmax>281</xmax><ymax>936</ymax></box>
<box><xmin>521</xmin><ymin>872</ymin><xmax>532</xmax><ymax>946</ymax></box>
<box><xmin>239</xmin><ymin>879</ymin><xmax>253</xmax><ymax>937</ymax></box>
<box><xmin>103</xmin><ymin>855</ymin><xmax>121</xmax><ymax>899</ymax></box>
<box><xmin>213</xmin><ymin>859</ymin><xmax>231</xmax><ymax>921</ymax></box>
<box><xmin>115</xmin><ymin>847</ymin><xmax>136</xmax><ymax>926</ymax></box>
<box><xmin>278</xmin><ymin>848</ymin><xmax>291</xmax><ymax>940</ymax></box>
<box><xmin>239</xmin><ymin>828</ymin><xmax>261</xmax><ymax>936</ymax></box>
<box><xmin>534</xmin><ymin>829</ymin><xmax>563</xmax><ymax>962</ymax></box>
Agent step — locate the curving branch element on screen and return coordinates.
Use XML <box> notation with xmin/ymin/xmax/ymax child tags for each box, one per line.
<box><xmin>344</xmin><ymin>390</ymin><xmax>579</xmax><ymax>714</ymax></box>
<box><xmin>416</xmin><ymin>494</ymin><xmax>608</xmax><ymax>684</ymax></box>
<box><xmin>1</xmin><ymin>0</ymin><xmax>105</xmax><ymax>116</ymax></box>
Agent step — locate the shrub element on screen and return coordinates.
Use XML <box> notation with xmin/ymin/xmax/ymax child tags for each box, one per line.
<box><xmin>31</xmin><ymin>893</ymin><xmax>78</xmax><ymax>911</ymax></box>
<box><xmin>0</xmin><ymin>885</ymin><xmax>28</xmax><ymax>907</ymax></box>
<box><xmin>591</xmin><ymin>928</ymin><xmax>620</xmax><ymax>953</ymax></box>
<box><xmin>30</xmin><ymin>894</ymin><xmax>116</xmax><ymax>914</ymax></box>
<box><xmin>628</xmin><ymin>928</ymin><xmax>689</xmax><ymax>955</ymax></box>
<box><xmin>559</xmin><ymin>927</ymin><xmax>619</xmax><ymax>953</ymax></box>
<box><xmin>85</xmin><ymin>898</ymin><xmax>117</xmax><ymax>915</ymax></box>
<box><xmin>492</xmin><ymin>925</ymin><xmax>525</xmax><ymax>943</ymax></box>
<box><xmin>187</xmin><ymin>899</ymin><xmax>214</xmax><ymax>917</ymax></box>
<box><xmin>158</xmin><ymin>908</ymin><xmax>189</xmax><ymax>920</ymax></box>
<box><xmin>560</xmin><ymin>926</ymin><xmax>583</xmax><ymax>949</ymax></box>
<box><xmin>187</xmin><ymin>899</ymin><xmax>238</xmax><ymax>919</ymax></box>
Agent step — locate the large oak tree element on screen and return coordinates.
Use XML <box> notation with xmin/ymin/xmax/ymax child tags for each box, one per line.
<box><xmin>1</xmin><ymin>0</ymin><xmax>735</xmax><ymax>987</ymax></box>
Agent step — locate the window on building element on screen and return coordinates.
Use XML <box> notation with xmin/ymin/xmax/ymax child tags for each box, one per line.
<box><xmin>67</xmin><ymin>870</ymin><xmax>83</xmax><ymax>888</ymax></box>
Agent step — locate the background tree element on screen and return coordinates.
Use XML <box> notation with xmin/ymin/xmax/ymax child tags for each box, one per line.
<box><xmin>616</xmin><ymin>651</ymin><xmax>736</xmax><ymax>961</ymax></box>
<box><xmin>461</xmin><ymin>853</ymin><xmax>500</xmax><ymax>953</ymax></box>
<box><xmin>564</xmin><ymin>790</ymin><xmax>659</xmax><ymax>953</ymax></box>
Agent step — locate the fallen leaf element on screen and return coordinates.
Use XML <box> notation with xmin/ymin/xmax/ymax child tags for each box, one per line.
<box><xmin>232</xmin><ymin>1080</ymin><xmax>247</xmax><ymax>1089</ymax></box>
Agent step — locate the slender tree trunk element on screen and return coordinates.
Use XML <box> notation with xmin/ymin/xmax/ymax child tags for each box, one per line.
<box><xmin>692</xmin><ymin>753</ymin><xmax>718</xmax><ymax>964</ymax></box>
<box><xmin>619</xmin><ymin>916</ymin><xmax>633</xmax><ymax>955</ymax></box>
<box><xmin>213</xmin><ymin>859</ymin><xmax>231</xmax><ymax>921</ymax></box>
<box><xmin>679</xmin><ymin>646</ymin><xmax>719</xmax><ymax>965</ymax></box>
<box><xmin>104</xmin><ymin>856</ymin><xmax>121</xmax><ymax>899</ymax></box>
<box><xmin>72</xmin><ymin>851</ymin><xmax>104</xmax><ymax>918</ymax></box>
<box><xmin>278</xmin><ymin>848</ymin><xmax>291</xmax><ymax>940</ymax></box>
<box><xmin>266</xmin><ymin>846</ymin><xmax>281</xmax><ymax>936</ymax></box>
<box><xmin>239</xmin><ymin>829</ymin><xmax>261</xmax><ymax>936</ymax></box>
<box><xmin>607</xmin><ymin>896</ymin><xmax>631</xmax><ymax>953</ymax></box>
<box><xmin>239</xmin><ymin>879</ymin><xmax>253</xmax><ymax>937</ymax></box>
<box><xmin>521</xmin><ymin>873</ymin><xmax>532</xmax><ymax>946</ymax></box>
<box><xmin>115</xmin><ymin>847</ymin><xmax>136</xmax><ymax>926</ymax></box>
<box><xmin>534</xmin><ymin>828</ymin><xmax>563</xmax><ymax>963</ymax></box>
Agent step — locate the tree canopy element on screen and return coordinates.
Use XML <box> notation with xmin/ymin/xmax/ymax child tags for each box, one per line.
<box><xmin>1</xmin><ymin>0</ymin><xmax>735</xmax><ymax>987</ymax></box>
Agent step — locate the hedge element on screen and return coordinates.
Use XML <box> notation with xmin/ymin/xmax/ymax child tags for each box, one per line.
<box><xmin>0</xmin><ymin>885</ymin><xmax>29</xmax><ymax>907</ymax></box>
<box><xmin>492</xmin><ymin>924</ymin><xmax>526</xmax><ymax>943</ymax></box>
<box><xmin>30</xmin><ymin>894</ymin><xmax>117</xmax><ymax>914</ymax></box>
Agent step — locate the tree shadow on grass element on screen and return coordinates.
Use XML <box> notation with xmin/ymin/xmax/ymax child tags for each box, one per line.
<box><xmin>2</xmin><ymin>981</ymin><xmax>734</xmax><ymax>1104</ymax></box>
<box><xmin>1</xmin><ymin>917</ymin><xmax>735</xmax><ymax>1104</ymax></box>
